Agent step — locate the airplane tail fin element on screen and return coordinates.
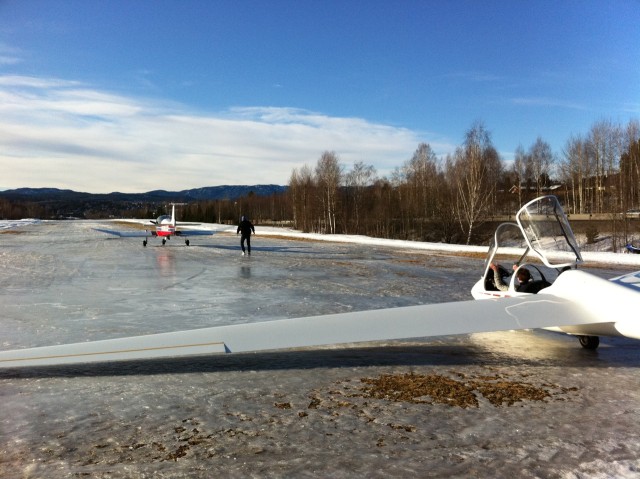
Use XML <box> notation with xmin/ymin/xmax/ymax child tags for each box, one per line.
<box><xmin>169</xmin><ymin>203</ymin><xmax>186</xmax><ymax>227</ymax></box>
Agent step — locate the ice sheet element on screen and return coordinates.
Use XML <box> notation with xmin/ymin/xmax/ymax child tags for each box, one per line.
<box><xmin>1</xmin><ymin>220</ymin><xmax>639</xmax><ymax>478</ymax></box>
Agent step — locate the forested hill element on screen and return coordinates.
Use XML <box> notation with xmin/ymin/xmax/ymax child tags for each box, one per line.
<box><xmin>0</xmin><ymin>185</ymin><xmax>287</xmax><ymax>219</ymax></box>
<box><xmin>1</xmin><ymin>185</ymin><xmax>286</xmax><ymax>202</ymax></box>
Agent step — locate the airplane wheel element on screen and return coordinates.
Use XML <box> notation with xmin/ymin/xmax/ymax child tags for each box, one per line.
<box><xmin>185</xmin><ymin>240</ymin><xmax>190</xmax><ymax>246</ymax></box>
<box><xmin>162</xmin><ymin>238</ymin><xmax>166</xmax><ymax>245</ymax></box>
<box><xmin>578</xmin><ymin>335</ymin><xmax>599</xmax><ymax>350</ymax></box>
<box><xmin>143</xmin><ymin>240</ymin><xmax>147</xmax><ymax>247</ymax></box>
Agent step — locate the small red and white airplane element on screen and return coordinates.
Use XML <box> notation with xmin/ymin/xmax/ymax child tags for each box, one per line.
<box><xmin>94</xmin><ymin>203</ymin><xmax>216</xmax><ymax>246</ymax></box>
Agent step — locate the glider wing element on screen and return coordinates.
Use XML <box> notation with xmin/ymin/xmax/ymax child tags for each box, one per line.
<box><xmin>2</xmin><ymin>268</ymin><xmax>638</xmax><ymax>369</ymax></box>
<box><xmin>0</xmin><ymin>294</ymin><xmax>588</xmax><ymax>369</ymax></box>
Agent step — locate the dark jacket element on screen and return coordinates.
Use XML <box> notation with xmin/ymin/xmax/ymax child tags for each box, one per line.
<box><xmin>237</xmin><ymin>218</ymin><xmax>255</xmax><ymax>236</ymax></box>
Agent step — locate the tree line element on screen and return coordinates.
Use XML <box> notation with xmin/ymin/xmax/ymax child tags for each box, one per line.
<box><xmin>288</xmin><ymin>119</ymin><xmax>640</xmax><ymax>246</ymax></box>
<box><xmin>2</xmin><ymin>118</ymin><xmax>638</xmax><ymax>249</ymax></box>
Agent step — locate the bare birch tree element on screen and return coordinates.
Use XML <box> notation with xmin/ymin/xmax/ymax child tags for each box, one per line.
<box><xmin>345</xmin><ymin>161</ymin><xmax>377</xmax><ymax>234</ymax></box>
<box><xmin>587</xmin><ymin>120</ymin><xmax>621</xmax><ymax>213</ymax></box>
<box><xmin>404</xmin><ymin>143</ymin><xmax>439</xmax><ymax>238</ymax></box>
<box><xmin>315</xmin><ymin>151</ymin><xmax>342</xmax><ymax>234</ymax></box>
<box><xmin>288</xmin><ymin>164</ymin><xmax>315</xmax><ymax>232</ymax></box>
<box><xmin>451</xmin><ymin>122</ymin><xmax>502</xmax><ymax>245</ymax></box>
<box><xmin>621</xmin><ymin>120</ymin><xmax>640</xmax><ymax>211</ymax></box>
<box><xmin>528</xmin><ymin>137</ymin><xmax>554</xmax><ymax>199</ymax></box>
<box><xmin>561</xmin><ymin>135</ymin><xmax>591</xmax><ymax>214</ymax></box>
<box><xmin>512</xmin><ymin>144</ymin><xmax>527</xmax><ymax>206</ymax></box>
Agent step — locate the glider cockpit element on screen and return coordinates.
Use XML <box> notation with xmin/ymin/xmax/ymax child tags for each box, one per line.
<box><xmin>472</xmin><ymin>196</ymin><xmax>583</xmax><ymax>299</ymax></box>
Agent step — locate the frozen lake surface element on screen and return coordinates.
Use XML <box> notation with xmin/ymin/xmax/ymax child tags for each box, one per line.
<box><xmin>1</xmin><ymin>220</ymin><xmax>640</xmax><ymax>478</ymax></box>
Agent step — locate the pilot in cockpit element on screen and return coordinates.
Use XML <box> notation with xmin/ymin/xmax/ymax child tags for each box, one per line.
<box><xmin>489</xmin><ymin>263</ymin><xmax>531</xmax><ymax>292</ymax></box>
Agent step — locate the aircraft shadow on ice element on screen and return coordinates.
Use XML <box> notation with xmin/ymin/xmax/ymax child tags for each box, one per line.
<box><xmin>199</xmin><ymin>243</ymin><xmax>317</xmax><ymax>255</ymax></box>
<box><xmin>3</xmin><ymin>335</ymin><xmax>640</xmax><ymax>379</ymax></box>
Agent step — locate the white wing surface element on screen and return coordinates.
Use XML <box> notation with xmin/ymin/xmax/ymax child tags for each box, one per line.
<box><xmin>93</xmin><ymin>227</ymin><xmax>215</xmax><ymax>237</ymax></box>
<box><xmin>1</xmin><ymin>268</ymin><xmax>637</xmax><ymax>369</ymax></box>
<box><xmin>609</xmin><ymin>270</ymin><xmax>640</xmax><ymax>292</ymax></box>
<box><xmin>93</xmin><ymin>228</ymin><xmax>155</xmax><ymax>238</ymax></box>
<box><xmin>0</xmin><ymin>294</ymin><xmax>587</xmax><ymax>369</ymax></box>
<box><xmin>175</xmin><ymin>229</ymin><xmax>217</xmax><ymax>236</ymax></box>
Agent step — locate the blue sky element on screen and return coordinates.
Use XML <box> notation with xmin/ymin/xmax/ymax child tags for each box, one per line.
<box><xmin>1</xmin><ymin>0</ymin><xmax>638</xmax><ymax>193</ymax></box>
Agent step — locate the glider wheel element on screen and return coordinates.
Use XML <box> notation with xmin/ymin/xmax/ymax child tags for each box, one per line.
<box><xmin>578</xmin><ymin>335</ymin><xmax>600</xmax><ymax>350</ymax></box>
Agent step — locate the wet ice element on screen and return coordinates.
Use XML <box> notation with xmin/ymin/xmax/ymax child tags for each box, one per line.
<box><xmin>1</xmin><ymin>220</ymin><xmax>640</xmax><ymax>478</ymax></box>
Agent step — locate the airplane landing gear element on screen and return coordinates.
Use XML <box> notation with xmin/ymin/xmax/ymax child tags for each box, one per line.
<box><xmin>185</xmin><ymin>239</ymin><xmax>190</xmax><ymax>246</ymax></box>
<box><xmin>162</xmin><ymin>238</ymin><xmax>166</xmax><ymax>245</ymax></box>
<box><xmin>578</xmin><ymin>335</ymin><xmax>599</xmax><ymax>350</ymax></box>
<box><xmin>143</xmin><ymin>239</ymin><xmax>147</xmax><ymax>247</ymax></box>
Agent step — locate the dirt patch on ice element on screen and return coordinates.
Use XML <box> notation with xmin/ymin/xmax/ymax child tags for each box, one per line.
<box><xmin>59</xmin><ymin>370</ymin><xmax>579</xmax><ymax>470</ymax></box>
<box><xmin>356</xmin><ymin>371</ymin><xmax>577</xmax><ymax>408</ymax></box>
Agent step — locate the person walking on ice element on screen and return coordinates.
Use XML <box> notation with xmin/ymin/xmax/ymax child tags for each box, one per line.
<box><xmin>237</xmin><ymin>216</ymin><xmax>255</xmax><ymax>255</ymax></box>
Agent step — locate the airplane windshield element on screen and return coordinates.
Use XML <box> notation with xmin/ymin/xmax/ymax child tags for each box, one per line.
<box><xmin>516</xmin><ymin>195</ymin><xmax>582</xmax><ymax>268</ymax></box>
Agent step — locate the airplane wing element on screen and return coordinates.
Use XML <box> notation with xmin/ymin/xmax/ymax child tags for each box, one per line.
<box><xmin>609</xmin><ymin>270</ymin><xmax>640</xmax><ymax>292</ymax></box>
<box><xmin>0</xmin><ymin>294</ymin><xmax>593</xmax><ymax>369</ymax></box>
<box><xmin>0</xmin><ymin>269</ymin><xmax>637</xmax><ymax>369</ymax></box>
<box><xmin>93</xmin><ymin>228</ymin><xmax>215</xmax><ymax>237</ymax></box>
<box><xmin>175</xmin><ymin>229</ymin><xmax>217</xmax><ymax>237</ymax></box>
<box><xmin>93</xmin><ymin>228</ymin><xmax>157</xmax><ymax>238</ymax></box>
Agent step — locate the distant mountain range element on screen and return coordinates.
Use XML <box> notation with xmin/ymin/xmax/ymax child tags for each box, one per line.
<box><xmin>0</xmin><ymin>185</ymin><xmax>287</xmax><ymax>202</ymax></box>
<box><xmin>0</xmin><ymin>185</ymin><xmax>289</xmax><ymax>219</ymax></box>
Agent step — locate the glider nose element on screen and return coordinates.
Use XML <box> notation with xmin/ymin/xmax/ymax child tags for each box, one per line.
<box><xmin>614</xmin><ymin>322</ymin><xmax>640</xmax><ymax>340</ymax></box>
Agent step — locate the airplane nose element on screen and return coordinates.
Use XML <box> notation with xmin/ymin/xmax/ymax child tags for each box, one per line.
<box><xmin>614</xmin><ymin>322</ymin><xmax>640</xmax><ymax>340</ymax></box>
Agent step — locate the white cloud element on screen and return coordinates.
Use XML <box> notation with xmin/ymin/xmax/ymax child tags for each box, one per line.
<box><xmin>0</xmin><ymin>74</ymin><xmax>79</xmax><ymax>89</ymax></box>
<box><xmin>510</xmin><ymin>96</ymin><xmax>587</xmax><ymax>111</ymax></box>
<box><xmin>0</xmin><ymin>43</ymin><xmax>24</xmax><ymax>66</ymax></box>
<box><xmin>0</xmin><ymin>75</ymin><xmax>452</xmax><ymax>193</ymax></box>
<box><xmin>441</xmin><ymin>71</ymin><xmax>506</xmax><ymax>83</ymax></box>
<box><xmin>0</xmin><ymin>56</ymin><xmax>21</xmax><ymax>66</ymax></box>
